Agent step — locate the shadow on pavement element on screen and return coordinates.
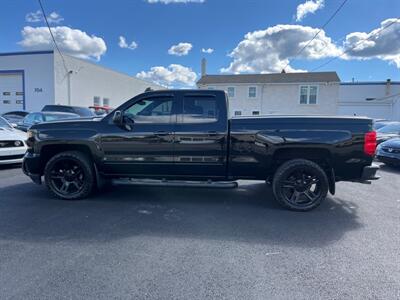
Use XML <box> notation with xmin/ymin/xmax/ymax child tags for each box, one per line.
<box><xmin>0</xmin><ymin>181</ymin><xmax>362</xmax><ymax>248</ymax></box>
<box><xmin>378</xmin><ymin>163</ymin><xmax>400</xmax><ymax>175</ymax></box>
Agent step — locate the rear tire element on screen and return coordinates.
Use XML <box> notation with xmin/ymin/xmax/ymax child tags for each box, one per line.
<box><xmin>272</xmin><ymin>159</ymin><xmax>329</xmax><ymax>211</ymax></box>
<box><xmin>44</xmin><ymin>151</ymin><xmax>95</xmax><ymax>200</ymax></box>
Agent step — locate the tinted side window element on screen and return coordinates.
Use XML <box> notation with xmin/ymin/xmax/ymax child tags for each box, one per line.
<box><xmin>124</xmin><ymin>97</ymin><xmax>173</xmax><ymax>124</ymax></box>
<box><xmin>182</xmin><ymin>96</ymin><xmax>218</xmax><ymax>124</ymax></box>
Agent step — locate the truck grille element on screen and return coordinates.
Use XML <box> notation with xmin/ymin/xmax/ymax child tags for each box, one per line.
<box><xmin>0</xmin><ymin>140</ymin><xmax>24</xmax><ymax>148</ymax></box>
<box><xmin>382</xmin><ymin>147</ymin><xmax>400</xmax><ymax>154</ymax></box>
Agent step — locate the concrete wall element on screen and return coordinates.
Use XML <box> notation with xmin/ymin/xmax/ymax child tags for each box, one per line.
<box><xmin>0</xmin><ymin>51</ymin><xmax>54</xmax><ymax>112</ymax></box>
<box><xmin>338</xmin><ymin>82</ymin><xmax>400</xmax><ymax>120</ymax></box>
<box><xmin>54</xmin><ymin>53</ymin><xmax>163</xmax><ymax>108</ymax></box>
<box><xmin>199</xmin><ymin>82</ymin><xmax>339</xmax><ymax>117</ymax></box>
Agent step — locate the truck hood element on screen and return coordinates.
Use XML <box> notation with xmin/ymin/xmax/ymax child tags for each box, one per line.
<box><xmin>30</xmin><ymin>117</ymin><xmax>103</xmax><ymax>130</ymax></box>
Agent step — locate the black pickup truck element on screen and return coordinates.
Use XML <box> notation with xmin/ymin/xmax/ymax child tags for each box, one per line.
<box><xmin>23</xmin><ymin>89</ymin><xmax>379</xmax><ymax>211</ymax></box>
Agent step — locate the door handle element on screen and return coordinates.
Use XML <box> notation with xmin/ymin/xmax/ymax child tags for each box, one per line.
<box><xmin>155</xmin><ymin>131</ymin><xmax>169</xmax><ymax>136</ymax></box>
<box><xmin>208</xmin><ymin>131</ymin><xmax>218</xmax><ymax>136</ymax></box>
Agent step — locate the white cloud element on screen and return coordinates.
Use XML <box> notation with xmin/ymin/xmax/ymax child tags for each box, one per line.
<box><xmin>19</xmin><ymin>26</ymin><xmax>107</xmax><ymax>61</ymax></box>
<box><xmin>137</xmin><ymin>64</ymin><xmax>197</xmax><ymax>87</ymax></box>
<box><xmin>342</xmin><ymin>18</ymin><xmax>400</xmax><ymax>68</ymax></box>
<box><xmin>146</xmin><ymin>0</ymin><xmax>205</xmax><ymax>3</ymax></box>
<box><xmin>221</xmin><ymin>24</ymin><xmax>340</xmax><ymax>74</ymax></box>
<box><xmin>296</xmin><ymin>0</ymin><xmax>324</xmax><ymax>22</ymax></box>
<box><xmin>168</xmin><ymin>42</ymin><xmax>193</xmax><ymax>56</ymax></box>
<box><xmin>201</xmin><ymin>48</ymin><xmax>214</xmax><ymax>54</ymax></box>
<box><xmin>118</xmin><ymin>36</ymin><xmax>138</xmax><ymax>50</ymax></box>
<box><xmin>25</xmin><ymin>10</ymin><xmax>42</xmax><ymax>22</ymax></box>
<box><xmin>25</xmin><ymin>10</ymin><xmax>64</xmax><ymax>24</ymax></box>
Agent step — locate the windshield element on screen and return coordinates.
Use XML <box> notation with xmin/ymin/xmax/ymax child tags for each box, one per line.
<box><xmin>74</xmin><ymin>107</ymin><xmax>95</xmax><ymax>117</ymax></box>
<box><xmin>0</xmin><ymin>117</ymin><xmax>12</xmax><ymax>129</ymax></box>
<box><xmin>377</xmin><ymin>123</ymin><xmax>400</xmax><ymax>134</ymax></box>
<box><xmin>43</xmin><ymin>114</ymin><xmax>78</xmax><ymax>121</ymax></box>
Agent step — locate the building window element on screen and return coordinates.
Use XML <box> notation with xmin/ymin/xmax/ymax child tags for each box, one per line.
<box><xmin>103</xmin><ymin>98</ymin><xmax>110</xmax><ymax>106</ymax></box>
<box><xmin>3</xmin><ymin>100</ymin><xmax>11</xmax><ymax>104</ymax></box>
<box><xmin>16</xmin><ymin>92</ymin><xmax>24</xmax><ymax>96</ymax></box>
<box><xmin>3</xmin><ymin>92</ymin><xmax>11</xmax><ymax>96</ymax></box>
<box><xmin>227</xmin><ymin>87</ymin><xmax>235</xmax><ymax>98</ymax></box>
<box><xmin>248</xmin><ymin>87</ymin><xmax>257</xmax><ymax>98</ymax></box>
<box><xmin>93</xmin><ymin>96</ymin><xmax>101</xmax><ymax>106</ymax></box>
<box><xmin>300</xmin><ymin>85</ymin><xmax>318</xmax><ymax>104</ymax></box>
<box><xmin>16</xmin><ymin>100</ymin><xmax>24</xmax><ymax>104</ymax></box>
<box><xmin>234</xmin><ymin>111</ymin><xmax>242</xmax><ymax>116</ymax></box>
<box><xmin>252</xmin><ymin>111</ymin><xmax>260</xmax><ymax>116</ymax></box>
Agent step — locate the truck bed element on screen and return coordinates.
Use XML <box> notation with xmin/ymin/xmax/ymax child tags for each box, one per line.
<box><xmin>228</xmin><ymin>115</ymin><xmax>374</xmax><ymax>181</ymax></box>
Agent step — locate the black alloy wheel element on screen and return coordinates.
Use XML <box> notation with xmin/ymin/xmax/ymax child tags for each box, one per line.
<box><xmin>44</xmin><ymin>151</ymin><xmax>95</xmax><ymax>200</ymax></box>
<box><xmin>280</xmin><ymin>170</ymin><xmax>322</xmax><ymax>205</ymax></box>
<box><xmin>49</xmin><ymin>159</ymin><xmax>85</xmax><ymax>196</ymax></box>
<box><xmin>272</xmin><ymin>159</ymin><xmax>329</xmax><ymax>211</ymax></box>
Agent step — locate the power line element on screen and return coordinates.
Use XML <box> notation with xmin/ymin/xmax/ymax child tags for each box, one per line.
<box><xmin>311</xmin><ymin>18</ymin><xmax>399</xmax><ymax>71</ymax></box>
<box><xmin>282</xmin><ymin>0</ymin><xmax>349</xmax><ymax>72</ymax></box>
<box><xmin>38</xmin><ymin>0</ymin><xmax>68</xmax><ymax>73</ymax></box>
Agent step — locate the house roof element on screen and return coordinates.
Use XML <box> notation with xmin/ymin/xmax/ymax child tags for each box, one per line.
<box><xmin>197</xmin><ymin>72</ymin><xmax>340</xmax><ymax>85</ymax></box>
<box><xmin>0</xmin><ymin>50</ymin><xmax>54</xmax><ymax>57</ymax></box>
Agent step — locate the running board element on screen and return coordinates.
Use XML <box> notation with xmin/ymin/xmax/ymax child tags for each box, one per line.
<box><xmin>112</xmin><ymin>178</ymin><xmax>238</xmax><ymax>189</ymax></box>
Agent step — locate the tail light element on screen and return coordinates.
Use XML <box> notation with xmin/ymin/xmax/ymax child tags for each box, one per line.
<box><xmin>364</xmin><ymin>131</ymin><xmax>377</xmax><ymax>156</ymax></box>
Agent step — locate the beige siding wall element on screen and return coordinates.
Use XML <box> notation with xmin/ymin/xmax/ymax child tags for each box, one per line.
<box><xmin>199</xmin><ymin>82</ymin><xmax>339</xmax><ymax>117</ymax></box>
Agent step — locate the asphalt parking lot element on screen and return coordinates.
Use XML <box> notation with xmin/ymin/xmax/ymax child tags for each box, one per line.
<box><xmin>0</xmin><ymin>164</ymin><xmax>399</xmax><ymax>299</ymax></box>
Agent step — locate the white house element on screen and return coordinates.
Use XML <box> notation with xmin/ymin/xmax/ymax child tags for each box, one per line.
<box><xmin>0</xmin><ymin>50</ymin><xmax>163</xmax><ymax>113</ymax></box>
<box><xmin>197</xmin><ymin>72</ymin><xmax>340</xmax><ymax>117</ymax></box>
<box><xmin>338</xmin><ymin>80</ymin><xmax>400</xmax><ymax>120</ymax></box>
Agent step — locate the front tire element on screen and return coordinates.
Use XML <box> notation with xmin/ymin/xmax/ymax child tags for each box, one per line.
<box><xmin>44</xmin><ymin>151</ymin><xmax>95</xmax><ymax>200</ymax></box>
<box><xmin>272</xmin><ymin>159</ymin><xmax>329</xmax><ymax>211</ymax></box>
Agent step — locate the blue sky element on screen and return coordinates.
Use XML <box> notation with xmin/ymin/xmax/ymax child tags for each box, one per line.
<box><xmin>1</xmin><ymin>0</ymin><xmax>399</xmax><ymax>87</ymax></box>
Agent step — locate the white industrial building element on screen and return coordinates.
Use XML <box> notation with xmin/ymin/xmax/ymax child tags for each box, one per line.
<box><xmin>0</xmin><ymin>50</ymin><xmax>162</xmax><ymax>114</ymax></box>
<box><xmin>197</xmin><ymin>72</ymin><xmax>341</xmax><ymax>117</ymax></box>
<box><xmin>338</xmin><ymin>80</ymin><xmax>400</xmax><ymax>120</ymax></box>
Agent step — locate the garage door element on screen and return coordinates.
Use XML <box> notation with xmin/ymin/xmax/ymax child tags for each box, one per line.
<box><xmin>0</xmin><ymin>73</ymin><xmax>24</xmax><ymax>114</ymax></box>
<box><xmin>338</xmin><ymin>103</ymin><xmax>392</xmax><ymax>120</ymax></box>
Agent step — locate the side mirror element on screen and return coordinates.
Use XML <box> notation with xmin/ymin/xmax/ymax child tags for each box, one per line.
<box><xmin>11</xmin><ymin>123</ymin><xmax>18</xmax><ymax>128</ymax></box>
<box><xmin>112</xmin><ymin>110</ymin><xmax>123</xmax><ymax>125</ymax></box>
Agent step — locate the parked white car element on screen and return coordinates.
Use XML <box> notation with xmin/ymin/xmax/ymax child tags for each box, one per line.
<box><xmin>0</xmin><ymin>117</ymin><xmax>27</xmax><ymax>165</ymax></box>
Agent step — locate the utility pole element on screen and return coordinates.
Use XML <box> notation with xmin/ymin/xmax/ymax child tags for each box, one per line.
<box><xmin>67</xmin><ymin>70</ymin><xmax>73</xmax><ymax>106</ymax></box>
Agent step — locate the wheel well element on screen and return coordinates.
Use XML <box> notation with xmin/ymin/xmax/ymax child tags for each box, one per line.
<box><xmin>39</xmin><ymin>144</ymin><xmax>93</xmax><ymax>173</ymax></box>
<box><xmin>272</xmin><ymin>148</ymin><xmax>332</xmax><ymax>170</ymax></box>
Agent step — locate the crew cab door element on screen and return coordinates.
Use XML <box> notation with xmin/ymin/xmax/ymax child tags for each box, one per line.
<box><xmin>100</xmin><ymin>93</ymin><xmax>177</xmax><ymax>176</ymax></box>
<box><xmin>173</xmin><ymin>91</ymin><xmax>229</xmax><ymax>178</ymax></box>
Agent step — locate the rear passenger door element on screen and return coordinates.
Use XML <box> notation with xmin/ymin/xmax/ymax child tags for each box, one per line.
<box><xmin>173</xmin><ymin>92</ymin><xmax>228</xmax><ymax>178</ymax></box>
